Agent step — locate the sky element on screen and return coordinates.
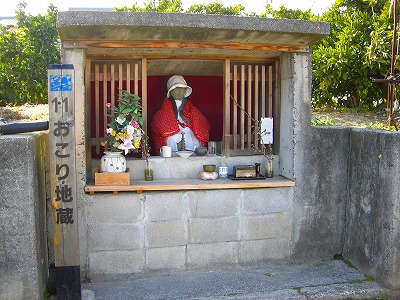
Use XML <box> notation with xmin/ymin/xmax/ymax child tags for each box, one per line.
<box><xmin>1</xmin><ymin>0</ymin><xmax>335</xmax><ymax>17</ymax></box>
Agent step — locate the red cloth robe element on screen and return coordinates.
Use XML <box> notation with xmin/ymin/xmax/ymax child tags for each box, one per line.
<box><xmin>151</xmin><ymin>97</ymin><xmax>210</xmax><ymax>154</ymax></box>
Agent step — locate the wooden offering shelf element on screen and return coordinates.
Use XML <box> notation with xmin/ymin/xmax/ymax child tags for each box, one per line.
<box><xmin>85</xmin><ymin>176</ymin><xmax>295</xmax><ymax>195</ymax></box>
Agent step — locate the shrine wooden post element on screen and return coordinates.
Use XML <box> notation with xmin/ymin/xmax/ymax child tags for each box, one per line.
<box><xmin>48</xmin><ymin>64</ymin><xmax>81</xmax><ymax>299</ymax></box>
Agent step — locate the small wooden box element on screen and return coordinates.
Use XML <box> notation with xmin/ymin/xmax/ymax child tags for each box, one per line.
<box><xmin>93</xmin><ymin>168</ymin><xmax>130</xmax><ymax>186</ymax></box>
<box><xmin>233</xmin><ymin>165</ymin><xmax>256</xmax><ymax>178</ymax></box>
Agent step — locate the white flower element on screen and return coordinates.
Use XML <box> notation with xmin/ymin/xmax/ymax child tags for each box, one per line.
<box><xmin>106</xmin><ymin>128</ymin><xmax>113</xmax><ymax>134</ymax></box>
<box><xmin>117</xmin><ymin>137</ymin><xmax>135</xmax><ymax>155</ymax></box>
<box><xmin>116</xmin><ymin>115</ymin><xmax>126</xmax><ymax>125</ymax></box>
<box><xmin>126</xmin><ymin>124</ymin><xmax>135</xmax><ymax>136</ymax></box>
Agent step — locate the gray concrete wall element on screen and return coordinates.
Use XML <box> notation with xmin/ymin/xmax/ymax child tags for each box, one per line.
<box><xmin>0</xmin><ymin>132</ymin><xmax>49</xmax><ymax>300</ymax></box>
<box><xmin>294</xmin><ymin>126</ymin><xmax>400</xmax><ymax>289</ymax></box>
<box><xmin>343</xmin><ymin>128</ymin><xmax>400</xmax><ymax>289</ymax></box>
<box><xmin>280</xmin><ymin>52</ymin><xmax>347</xmax><ymax>261</ymax></box>
<box><xmin>292</xmin><ymin>126</ymin><xmax>349</xmax><ymax>261</ymax></box>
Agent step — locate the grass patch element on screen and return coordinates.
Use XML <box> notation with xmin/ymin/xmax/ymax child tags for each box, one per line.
<box><xmin>349</xmin><ymin>279</ymin><xmax>364</xmax><ymax>284</ymax></box>
<box><xmin>365</xmin><ymin>275</ymin><xmax>376</xmax><ymax>282</ymax></box>
<box><xmin>371</xmin><ymin>292</ymin><xmax>392</xmax><ymax>300</ymax></box>
<box><xmin>342</xmin><ymin>259</ymin><xmax>356</xmax><ymax>269</ymax></box>
<box><xmin>366</xmin><ymin>121</ymin><xmax>396</xmax><ymax>131</ymax></box>
<box><xmin>311</xmin><ymin>115</ymin><xmax>334</xmax><ymax>126</ymax></box>
<box><xmin>0</xmin><ymin>104</ymin><xmax>49</xmax><ymax>123</ymax></box>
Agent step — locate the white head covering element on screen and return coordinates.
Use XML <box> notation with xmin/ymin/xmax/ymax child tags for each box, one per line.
<box><xmin>166</xmin><ymin>75</ymin><xmax>192</xmax><ymax>98</ymax></box>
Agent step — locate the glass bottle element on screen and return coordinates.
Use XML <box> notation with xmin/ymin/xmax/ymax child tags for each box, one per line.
<box><xmin>265</xmin><ymin>157</ymin><xmax>274</xmax><ymax>178</ymax></box>
<box><xmin>144</xmin><ymin>162</ymin><xmax>153</xmax><ymax>181</ymax></box>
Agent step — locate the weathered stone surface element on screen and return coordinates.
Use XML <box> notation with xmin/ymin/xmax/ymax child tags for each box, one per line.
<box><xmin>187</xmin><ymin>242</ymin><xmax>238</xmax><ymax>268</ymax></box>
<box><xmin>343</xmin><ymin>129</ymin><xmax>400</xmax><ymax>289</ymax></box>
<box><xmin>57</xmin><ymin>12</ymin><xmax>330</xmax><ymax>52</ymax></box>
<box><xmin>89</xmin><ymin>223</ymin><xmax>143</xmax><ymax>251</ymax></box>
<box><xmin>188</xmin><ymin>190</ymin><xmax>239</xmax><ymax>218</ymax></box>
<box><xmin>242</xmin><ymin>213</ymin><xmax>292</xmax><ymax>240</ymax></box>
<box><xmin>83</xmin><ymin>260</ymin><xmax>387</xmax><ymax>299</ymax></box>
<box><xmin>189</xmin><ymin>217</ymin><xmax>240</xmax><ymax>243</ymax></box>
<box><xmin>242</xmin><ymin>188</ymin><xmax>293</xmax><ymax>215</ymax></box>
<box><xmin>145</xmin><ymin>220</ymin><xmax>188</xmax><ymax>248</ymax></box>
<box><xmin>146</xmin><ymin>192</ymin><xmax>188</xmax><ymax>221</ymax></box>
<box><xmin>239</xmin><ymin>239</ymin><xmax>291</xmax><ymax>263</ymax></box>
<box><xmin>0</xmin><ymin>133</ymin><xmax>48</xmax><ymax>300</ymax></box>
<box><xmin>146</xmin><ymin>246</ymin><xmax>186</xmax><ymax>270</ymax></box>
<box><xmin>89</xmin><ymin>250</ymin><xmax>143</xmax><ymax>276</ymax></box>
<box><xmin>90</xmin><ymin>194</ymin><xmax>143</xmax><ymax>223</ymax></box>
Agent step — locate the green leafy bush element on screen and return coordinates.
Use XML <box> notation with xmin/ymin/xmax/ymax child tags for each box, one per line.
<box><xmin>311</xmin><ymin>116</ymin><xmax>334</xmax><ymax>126</ymax></box>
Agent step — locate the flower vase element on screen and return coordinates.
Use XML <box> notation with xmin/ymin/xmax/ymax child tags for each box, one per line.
<box><xmin>100</xmin><ymin>151</ymin><xmax>127</xmax><ymax>173</ymax></box>
<box><xmin>144</xmin><ymin>161</ymin><xmax>153</xmax><ymax>181</ymax></box>
<box><xmin>265</xmin><ymin>156</ymin><xmax>274</xmax><ymax>178</ymax></box>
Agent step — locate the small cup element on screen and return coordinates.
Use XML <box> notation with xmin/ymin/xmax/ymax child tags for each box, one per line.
<box><xmin>208</xmin><ymin>141</ymin><xmax>216</xmax><ymax>156</ymax></box>
<box><xmin>160</xmin><ymin>146</ymin><xmax>172</xmax><ymax>158</ymax></box>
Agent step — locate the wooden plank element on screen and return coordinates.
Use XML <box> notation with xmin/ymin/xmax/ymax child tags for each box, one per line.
<box><xmin>48</xmin><ymin>65</ymin><xmax>81</xmax><ymax>298</ymax></box>
<box><xmin>240</xmin><ymin>65</ymin><xmax>245</xmax><ymax>150</ymax></box>
<box><xmin>254</xmin><ymin>65</ymin><xmax>259</xmax><ymax>150</ymax></box>
<box><xmin>67</xmin><ymin>40</ymin><xmax>309</xmax><ymax>53</ymax></box>
<box><xmin>95</xmin><ymin>64</ymin><xmax>100</xmax><ymax>154</ymax></box>
<box><xmin>119</xmin><ymin>63</ymin><xmax>123</xmax><ymax>91</ymax></box>
<box><xmin>111</xmin><ymin>64</ymin><xmax>115</xmax><ymax>108</ymax></box>
<box><xmin>103</xmin><ymin>64</ymin><xmax>108</xmax><ymax>139</ymax></box>
<box><xmin>86</xmin><ymin>53</ymin><xmax>278</xmax><ymax>63</ymax></box>
<box><xmin>48</xmin><ymin>64</ymin><xmax>79</xmax><ymax>266</ymax></box>
<box><xmin>268</xmin><ymin>65</ymin><xmax>273</xmax><ymax>117</ymax></box>
<box><xmin>233</xmin><ymin>64</ymin><xmax>238</xmax><ymax>150</ymax></box>
<box><xmin>247</xmin><ymin>64</ymin><xmax>252</xmax><ymax>150</ymax></box>
<box><xmin>223</xmin><ymin>59</ymin><xmax>231</xmax><ymax>157</ymax></box>
<box><xmin>134</xmin><ymin>63</ymin><xmax>139</xmax><ymax>94</ymax></box>
<box><xmin>85</xmin><ymin>176</ymin><xmax>295</xmax><ymax>194</ymax></box>
<box><xmin>126</xmin><ymin>63</ymin><xmax>131</xmax><ymax>93</ymax></box>
<box><xmin>141</xmin><ymin>58</ymin><xmax>148</xmax><ymax>135</ymax></box>
<box><xmin>261</xmin><ymin>65</ymin><xmax>266</xmax><ymax>118</ymax></box>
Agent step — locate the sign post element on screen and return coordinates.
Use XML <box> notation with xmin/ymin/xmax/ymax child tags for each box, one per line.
<box><xmin>48</xmin><ymin>64</ymin><xmax>81</xmax><ymax>299</ymax></box>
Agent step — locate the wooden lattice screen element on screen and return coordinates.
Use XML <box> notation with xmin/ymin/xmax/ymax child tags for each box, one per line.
<box><xmin>86</xmin><ymin>60</ymin><xmax>145</xmax><ymax>156</ymax></box>
<box><xmin>223</xmin><ymin>60</ymin><xmax>280</xmax><ymax>156</ymax></box>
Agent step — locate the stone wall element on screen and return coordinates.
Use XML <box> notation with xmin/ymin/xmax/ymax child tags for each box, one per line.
<box><xmin>294</xmin><ymin>126</ymin><xmax>400</xmax><ymax>290</ymax></box>
<box><xmin>0</xmin><ymin>132</ymin><xmax>49</xmax><ymax>300</ymax></box>
<box><xmin>292</xmin><ymin>126</ymin><xmax>350</xmax><ymax>261</ymax></box>
<box><xmin>84</xmin><ymin>187</ymin><xmax>293</xmax><ymax>278</ymax></box>
<box><xmin>343</xmin><ymin>128</ymin><xmax>400</xmax><ymax>289</ymax></box>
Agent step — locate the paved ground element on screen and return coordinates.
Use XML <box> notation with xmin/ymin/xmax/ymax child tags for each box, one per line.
<box><xmin>79</xmin><ymin>260</ymin><xmax>391</xmax><ymax>300</ymax></box>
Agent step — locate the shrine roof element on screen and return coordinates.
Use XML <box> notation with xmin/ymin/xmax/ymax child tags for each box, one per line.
<box><xmin>57</xmin><ymin>11</ymin><xmax>329</xmax><ymax>48</ymax></box>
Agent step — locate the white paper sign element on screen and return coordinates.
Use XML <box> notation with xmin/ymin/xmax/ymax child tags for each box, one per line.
<box><xmin>261</xmin><ymin>117</ymin><xmax>273</xmax><ymax>144</ymax></box>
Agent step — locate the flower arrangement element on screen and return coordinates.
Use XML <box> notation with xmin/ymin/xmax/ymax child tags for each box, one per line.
<box><xmin>102</xmin><ymin>90</ymin><xmax>144</xmax><ymax>154</ymax></box>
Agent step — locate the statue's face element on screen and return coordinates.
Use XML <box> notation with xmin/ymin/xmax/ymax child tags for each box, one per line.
<box><xmin>171</xmin><ymin>87</ymin><xmax>186</xmax><ymax>100</ymax></box>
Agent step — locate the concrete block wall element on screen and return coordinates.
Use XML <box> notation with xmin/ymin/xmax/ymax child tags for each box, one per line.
<box><xmin>84</xmin><ymin>187</ymin><xmax>293</xmax><ymax>279</ymax></box>
<box><xmin>0</xmin><ymin>132</ymin><xmax>49</xmax><ymax>300</ymax></box>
